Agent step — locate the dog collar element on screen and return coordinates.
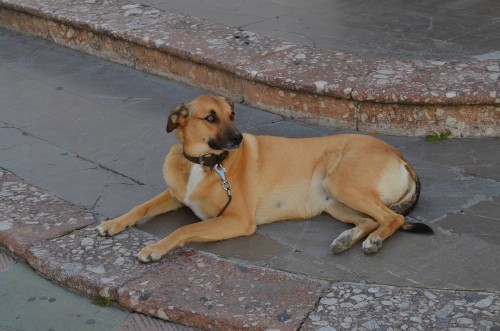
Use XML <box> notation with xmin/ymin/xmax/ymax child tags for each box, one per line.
<box><xmin>183</xmin><ymin>151</ymin><xmax>228</xmax><ymax>167</ymax></box>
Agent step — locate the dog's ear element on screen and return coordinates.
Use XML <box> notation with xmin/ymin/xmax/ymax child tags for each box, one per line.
<box><xmin>217</xmin><ymin>96</ymin><xmax>234</xmax><ymax>110</ymax></box>
<box><xmin>167</xmin><ymin>104</ymin><xmax>190</xmax><ymax>133</ymax></box>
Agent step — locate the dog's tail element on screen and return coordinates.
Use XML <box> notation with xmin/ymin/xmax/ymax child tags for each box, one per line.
<box><xmin>390</xmin><ymin>164</ymin><xmax>433</xmax><ymax>234</ymax></box>
<box><xmin>393</xmin><ymin>172</ymin><xmax>420</xmax><ymax>217</ymax></box>
<box><xmin>400</xmin><ymin>221</ymin><xmax>433</xmax><ymax>234</ymax></box>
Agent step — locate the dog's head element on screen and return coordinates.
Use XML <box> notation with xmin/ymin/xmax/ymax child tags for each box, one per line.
<box><xmin>167</xmin><ymin>95</ymin><xmax>243</xmax><ymax>156</ymax></box>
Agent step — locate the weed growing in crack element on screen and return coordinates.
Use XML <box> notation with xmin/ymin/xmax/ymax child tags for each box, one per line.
<box><xmin>92</xmin><ymin>295</ymin><xmax>113</xmax><ymax>307</ymax></box>
<box><xmin>426</xmin><ymin>131</ymin><xmax>452</xmax><ymax>141</ymax></box>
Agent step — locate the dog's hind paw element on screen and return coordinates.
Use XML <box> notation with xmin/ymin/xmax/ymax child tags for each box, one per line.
<box><xmin>362</xmin><ymin>237</ymin><xmax>382</xmax><ymax>254</ymax></box>
<box><xmin>330</xmin><ymin>229</ymin><xmax>353</xmax><ymax>254</ymax></box>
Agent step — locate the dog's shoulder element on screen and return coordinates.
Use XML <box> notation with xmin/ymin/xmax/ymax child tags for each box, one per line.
<box><xmin>162</xmin><ymin>144</ymin><xmax>191</xmax><ymax>187</ymax></box>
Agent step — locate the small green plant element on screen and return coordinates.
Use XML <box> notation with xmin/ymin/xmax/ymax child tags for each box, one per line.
<box><xmin>92</xmin><ymin>295</ymin><xmax>113</xmax><ymax>307</ymax></box>
<box><xmin>426</xmin><ymin>131</ymin><xmax>452</xmax><ymax>141</ymax></box>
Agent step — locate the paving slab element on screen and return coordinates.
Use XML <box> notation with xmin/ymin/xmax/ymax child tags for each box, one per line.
<box><xmin>399</xmin><ymin>138</ymin><xmax>500</xmax><ymax>181</ymax></box>
<box><xmin>25</xmin><ymin>103</ymin><xmax>171</xmax><ymax>188</ymax></box>
<box><xmin>0</xmin><ymin>68</ymin><xmax>91</xmax><ymax>128</ymax></box>
<box><xmin>0</xmin><ymin>126</ymin><xmax>166</xmax><ymax>219</ymax></box>
<box><xmin>259</xmin><ymin>214</ymin><xmax>500</xmax><ymax>290</ymax></box>
<box><xmin>0</xmin><ymin>262</ymin><xmax>129</xmax><ymax>331</ymax></box>
<box><xmin>302</xmin><ymin>283</ymin><xmax>500</xmax><ymax>331</ymax></box>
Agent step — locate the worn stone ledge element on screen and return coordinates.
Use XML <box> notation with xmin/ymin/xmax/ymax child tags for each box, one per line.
<box><xmin>0</xmin><ymin>168</ymin><xmax>96</xmax><ymax>257</ymax></box>
<box><xmin>0</xmin><ymin>0</ymin><xmax>498</xmax><ymax>137</ymax></box>
<box><xmin>25</xmin><ymin>224</ymin><xmax>328</xmax><ymax>330</ymax></box>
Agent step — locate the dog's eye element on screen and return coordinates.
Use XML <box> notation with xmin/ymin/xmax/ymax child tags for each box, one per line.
<box><xmin>230</xmin><ymin>112</ymin><xmax>235</xmax><ymax>121</ymax></box>
<box><xmin>205</xmin><ymin>115</ymin><xmax>216</xmax><ymax>123</ymax></box>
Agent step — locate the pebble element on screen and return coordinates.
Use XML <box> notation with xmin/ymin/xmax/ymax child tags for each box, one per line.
<box><xmin>314</xmin><ymin>81</ymin><xmax>328</xmax><ymax>93</ymax></box>
<box><xmin>456</xmin><ymin>317</ymin><xmax>473</xmax><ymax>325</ymax></box>
<box><xmin>474</xmin><ymin>296</ymin><xmax>493</xmax><ymax>308</ymax></box>
<box><xmin>376</xmin><ymin>69</ymin><xmax>396</xmax><ymax>75</ymax></box>
<box><xmin>363</xmin><ymin>320</ymin><xmax>380</xmax><ymax>330</ymax></box>
<box><xmin>446</xmin><ymin>91</ymin><xmax>457</xmax><ymax>98</ymax></box>
<box><xmin>436</xmin><ymin>304</ymin><xmax>454</xmax><ymax>318</ymax></box>
<box><xmin>80</xmin><ymin>237</ymin><xmax>94</xmax><ymax>246</ymax></box>
<box><xmin>410</xmin><ymin>316</ymin><xmax>422</xmax><ymax>323</ymax></box>
<box><xmin>486</xmin><ymin>65</ymin><xmax>500</xmax><ymax>72</ymax></box>
<box><xmin>317</xmin><ymin>327</ymin><xmax>336</xmax><ymax>331</ymax></box>
<box><xmin>320</xmin><ymin>298</ymin><xmax>337</xmax><ymax>305</ymax></box>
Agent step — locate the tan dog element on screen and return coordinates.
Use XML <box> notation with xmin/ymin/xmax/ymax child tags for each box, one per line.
<box><xmin>98</xmin><ymin>95</ymin><xmax>432</xmax><ymax>262</ymax></box>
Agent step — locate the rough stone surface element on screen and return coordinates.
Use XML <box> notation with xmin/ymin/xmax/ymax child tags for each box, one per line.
<box><xmin>134</xmin><ymin>0</ymin><xmax>500</xmax><ymax>62</ymax></box>
<box><xmin>302</xmin><ymin>283</ymin><xmax>500</xmax><ymax>331</ymax></box>
<box><xmin>0</xmin><ymin>169</ymin><xmax>95</xmax><ymax>256</ymax></box>
<box><xmin>117</xmin><ymin>249</ymin><xmax>328</xmax><ymax>330</ymax></box>
<box><xmin>357</xmin><ymin>103</ymin><xmax>500</xmax><ymax>137</ymax></box>
<box><xmin>25</xmin><ymin>225</ymin><xmax>161</xmax><ymax>301</ymax></box>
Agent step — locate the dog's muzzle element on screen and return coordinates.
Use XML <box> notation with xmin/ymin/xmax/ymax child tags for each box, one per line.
<box><xmin>209</xmin><ymin>131</ymin><xmax>243</xmax><ymax>151</ymax></box>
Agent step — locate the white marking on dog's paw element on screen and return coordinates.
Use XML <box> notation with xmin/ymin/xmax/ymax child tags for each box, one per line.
<box><xmin>362</xmin><ymin>237</ymin><xmax>382</xmax><ymax>254</ymax></box>
<box><xmin>137</xmin><ymin>245</ymin><xmax>163</xmax><ymax>263</ymax></box>
<box><xmin>97</xmin><ymin>223</ymin><xmax>119</xmax><ymax>237</ymax></box>
<box><xmin>97</xmin><ymin>223</ymin><xmax>111</xmax><ymax>237</ymax></box>
<box><xmin>330</xmin><ymin>229</ymin><xmax>353</xmax><ymax>254</ymax></box>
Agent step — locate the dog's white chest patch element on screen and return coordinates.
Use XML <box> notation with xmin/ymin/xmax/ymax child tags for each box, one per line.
<box><xmin>184</xmin><ymin>164</ymin><xmax>208</xmax><ymax>220</ymax></box>
<box><xmin>184</xmin><ymin>164</ymin><xmax>205</xmax><ymax>205</ymax></box>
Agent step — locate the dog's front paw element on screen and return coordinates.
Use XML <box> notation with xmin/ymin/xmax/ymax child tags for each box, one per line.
<box><xmin>138</xmin><ymin>243</ymin><xmax>166</xmax><ymax>263</ymax></box>
<box><xmin>97</xmin><ymin>218</ymin><xmax>128</xmax><ymax>237</ymax></box>
<box><xmin>362</xmin><ymin>236</ymin><xmax>382</xmax><ymax>254</ymax></box>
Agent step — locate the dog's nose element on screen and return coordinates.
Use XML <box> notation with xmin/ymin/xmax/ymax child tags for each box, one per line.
<box><xmin>230</xmin><ymin>132</ymin><xmax>243</xmax><ymax>145</ymax></box>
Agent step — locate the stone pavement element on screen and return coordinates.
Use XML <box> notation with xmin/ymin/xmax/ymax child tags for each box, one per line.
<box><xmin>1</xmin><ymin>28</ymin><xmax>500</xmax><ymax>330</ymax></box>
<box><xmin>1</xmin><ymin>0</ymin><xmax>499</xmax><ymax>137</ymax></box>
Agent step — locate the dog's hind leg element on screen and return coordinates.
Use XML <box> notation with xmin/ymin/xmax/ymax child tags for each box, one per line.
<box><xmin>358</xmin><ymin>203</ymin><xmax>405</xmax><ymax>254</ymax></box>
<box><xmin>325</xmin><ymin>201</ymin><xmax>379</xmax><ymax>253</ymax></box>
<box><xmin>331</xmin><ymin>191</ymin><xmax>405</xmax><ymax>254</ymax></box>
<box><xmin>324</xmin><ymin>178</ymin><xmax>405</xmax><ymax>254</ymax></box>
<box><xmin>97</xmin><ymin>189</ymin><xmax>183</xmax><ymax>236</ymax></box>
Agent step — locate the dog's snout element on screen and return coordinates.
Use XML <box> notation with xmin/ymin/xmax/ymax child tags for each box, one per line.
<box><xmin>230</xmin><ymin>132</ymin><xmax>243</xmax><ymax>145</ymax></box>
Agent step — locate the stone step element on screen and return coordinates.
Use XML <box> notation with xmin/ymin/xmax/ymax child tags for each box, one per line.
<box><xmin>0</xmin><ymin>0</ymin><xmax>498</xmax><ymax>137</ymax></box>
